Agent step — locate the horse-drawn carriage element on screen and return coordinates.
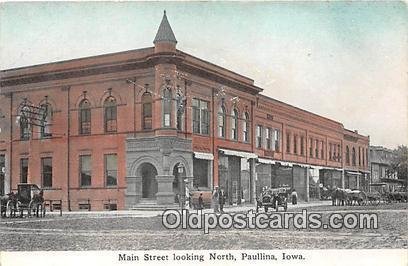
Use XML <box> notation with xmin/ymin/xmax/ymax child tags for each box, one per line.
<box><xmin>331</xmin><ymin>188</ymin><xmax>367</xmax><ymax>206</ymax></box>
<box><xmin>1</xmin><ymin>183</ymin><xmax>45</xmax><ymax>218</ymax></box>
<box><xmin>256</xmin><ymin>186</ymin><xmax>290</xmax><ymax>212</ymax></box>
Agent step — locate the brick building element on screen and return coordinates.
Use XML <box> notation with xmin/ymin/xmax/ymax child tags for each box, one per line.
<box><xmin>0</xmin><ymin>12</ymin><xmax>369</xmax><ymax>210</ymax></box>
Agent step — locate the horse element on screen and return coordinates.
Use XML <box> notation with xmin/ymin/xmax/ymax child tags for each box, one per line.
<box><xmin>332</xmin><ymin>188</ymin><xmax>348</xmax><ymax>206</ymax></box>
<box><xmin>0</xmin><ymin>192</ymin><xmax>18</xmax><ymax>217</ymax></box>
<box><xmin>29</xmin><ymin>190</ymin><xmax>45</xmax><ymax>217</ymax></box>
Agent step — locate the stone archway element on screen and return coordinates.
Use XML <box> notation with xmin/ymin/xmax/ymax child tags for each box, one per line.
<box><xmin>138</xmin><ymin>163</ymin><xmax>158</xmax><ymax>199</ymax></box>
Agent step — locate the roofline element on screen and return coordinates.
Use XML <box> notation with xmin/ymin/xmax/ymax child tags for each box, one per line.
<box><xmin>0</xmin><ymin>47</ymin><xmax>155</xmax><ymax>73</ymax></box>
<box><xmin>258</xmin><ymin>93</ymin><xmax>343</xmax><ymax>127</ymax></box>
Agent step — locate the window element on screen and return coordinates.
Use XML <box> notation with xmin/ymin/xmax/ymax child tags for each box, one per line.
<box><xmin>41</xmin><ymin>157</ymin><xmax>52</xmax><ymax>187</ymax></box>
<box><xmin>80</xmin><ymin>155</ymin><xmax>92</xmax><ymax>187</ymax></box>
<box><xmin>79</xmin><ymin>99</ymin><xmax>91</xmax><ymax>135</ymax></box>
<box><xmin>256</xmin><ymin>125</ymin><xmax>262</xmax><ymax>148</ymax></box>
<box><xmin>358</xmin><ymin>147</ymin><xmax>361</xmax><ymax>166</ymax></box>
<box><xmin>40</xmin><ymin>104</ymin><xmax>52</xmax><ymax>138</ymax></box>
<box><xmin>315</xmin><ymin>139</ymin><xmax>319</xmax><ymax>158</ymax></box>
<box><xmin>192</xmin><ymin>99</ymin><xmax>209</xmax><ymax>135</ymax></box>
<box><xmin>231</xmin><ymin>109</ymin><xmax>238</xmax><ymax>140</ymax></box>
<box><xmin>352</xmin><ymin>147</ymin><xmax>356</xmax><ymax>166</ymax></box>
<box><xmin>321</xmin><ymin>141</ymin><xmax>324</xmax><ymax>159</ymax></box>
<box><xmin>286</xmin><ymin>132</ymin><xmax>290</xmax><ymax>153</ymax></box>
<box><xmin>142</xmin><ymin>92</ymin><xmax>153</xmax><ymax>130</ymax></box>
<box><xmin>300</xmin><ymin>136</ymin><xmax>305</xmax><ymax>155</ymax></box>
<box><xmin>243</xmin><ymin>112</ymin><xmax>250</xmax><ymax>142</ymax></box>
<box><xmin>20</xmin><ymin>106</ymin><xmax>31</xmax><ymax>140</ymax></box>
<box><xmin>293</xmin><ymin>135</ymin><xmax>298</xmax><ymax>154</ymax></box>
<box><xmin>346</xmin><ymin>146</ymin><xmax>350</xmax><ymax>165</ymax></box>
<box><xmin>266</xmin><ymin>128</ymin><xmax>272</xmax><ymax>150</ymax></box>
<box><xmin>329</xmin><ymin>144</ymin><xmax>332</xmax><ymax>160</ymax></box>
<box><xmin>162</xmin><ymin>88</ymin><xmax>172</xmax><ymax>127</ymax></box>
<box><xmin>337</xmin><ymin>144</ymin><xmax>341</xmax><ymax>162</ymax></box>
<box><xmin>104</xmin><ymin>96</ymin><xmax>117</xmax><ymax>133</ymax></box>
<box><xmin>274</xmin><ymin>129</ymin><xmax>280</xmax><ymax>152</ymax></box>
<box><xmin>105</xmin><ymin>154</ymin><xmax>117</xmax><ymax>187</ymax></box>
<box><xmin>218</xmin><ymin>106</ymin><xmax>226</xmax><ymax>138</ymax></box>
<box><xmin>20</xmin><ymin>158</ymin><xmax>28</xmax><ymax>183</ymax></box>
<box><xmin>193</xmin><ymin>159</ymin><xmax>209</xmax><ymax>188</ymax></box>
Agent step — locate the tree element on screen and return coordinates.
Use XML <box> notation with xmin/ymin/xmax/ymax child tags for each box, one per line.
<box><xmin>390</xmin><ymin>145</ymin><xmax>408</xmax><ymax>189</ymax></box>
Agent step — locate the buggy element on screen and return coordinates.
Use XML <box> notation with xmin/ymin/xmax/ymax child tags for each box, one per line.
<box><xmin>0</xmin><ymin>183</ymin><xmax>45</xmax><ymax>218</ymax></box>
<box><xmin>256</xmin><ymin>186</ymin><xmax>290</xmax><ymax>212</ymax></box>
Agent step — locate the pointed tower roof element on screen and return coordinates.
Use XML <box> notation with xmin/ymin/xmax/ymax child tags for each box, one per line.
<box><xmin>153</xmin><ymin>10</ymin><xmax>177</xmax><ymax>44</ymax></box>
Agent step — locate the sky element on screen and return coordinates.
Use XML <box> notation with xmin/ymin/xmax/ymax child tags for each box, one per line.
<box><xmin>0</xmin><ymin>1</ymin><xmax>407</xmax><ymax>148</ymax></box>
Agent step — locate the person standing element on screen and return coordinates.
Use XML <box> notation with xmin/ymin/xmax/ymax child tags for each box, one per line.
<box><xmin>212</xmin><ymin>186</ymin><xmax>219</xmax><ymax>213</ymax></box>
<box><xmin>291</xmin><ymin>189</ymin><xmax>298</xmax><ymax>205</ymax></box>
<box><xmin>198</xmin><ymin>193</ymin><xmax>204</xmax><ymax>210</ymax></box>
<box><xmin>219</xmin><ymin>187</ymin><xmax>225</xmax><ymax>213</ymax></box>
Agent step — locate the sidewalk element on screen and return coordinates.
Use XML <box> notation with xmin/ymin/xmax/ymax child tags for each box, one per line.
<box><xmin>42</xmin><ymin>200</ymin><xmax>332</xmax><ymax>218</ymax></box>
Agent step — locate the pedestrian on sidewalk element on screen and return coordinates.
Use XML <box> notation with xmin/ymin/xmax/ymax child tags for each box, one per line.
<box><xmin>291</xmin><ymin>189</ymin><xmax>298</xmax><ymax>205</ymax></box>
<box><xmin>219</xmin><ymin>187</ymin><xmax>226</xmax><ymax>213</ymax></box>
<box><xmin>198</xmin><ymin>193</ymin><xmax>204</xmax><ymax>210</ymax></box>
<box><xmin>212</xmin><ymin>186</ymin><xmax>220</xmax><ymax>213</ymax></box>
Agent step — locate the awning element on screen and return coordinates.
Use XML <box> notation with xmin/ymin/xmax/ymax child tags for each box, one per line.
<box><xmin>346</xmin><ymin>171</ymin><xmax>362</xmax><ymax>175</ymax></box>
<box><xmin>219</xmin><ymin>149</ymin><xmax>258</xmax><ymax>159</ymax></box>
<box><xmin>194</xmin><ymin>152</ymin><xmax>214</xmax><ymax>161</ymax></box>
<box><xmin>257</xmin><ymin>158</ymin><xmax>276</xmax><ymax>165</ymax></box>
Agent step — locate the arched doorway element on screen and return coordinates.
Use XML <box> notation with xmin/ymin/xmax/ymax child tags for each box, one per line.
<box><xmin>172</xmin><ymin>163</ymin><xmax>186</xmax><ymax>204</ymax></box>
<box><xmin>140</xmin><ymin>163</ymin><xmax>158</xmax><ymax>199</ymax></box>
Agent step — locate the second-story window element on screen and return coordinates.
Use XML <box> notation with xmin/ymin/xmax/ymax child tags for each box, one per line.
<box><xmin>40</xmin><ymin>103</ymin><xmax>52</xmax><ymax>138</ymax></box>
<box><xmin>346</xmin><ymin>146</ymin><xmax>350</xmax><ymax>165</ymax></box>
<box><xmin>243</xmin><ymin>112</ymin><xmax>250</xmax><ymax>142</ymax></box>
<box><xmin>309</xmin><ymin>138</ymin><xmax>313</xmax><ymax>157</ymax></box>
<box><xmin>79</xmin><ymin>99</ymin><xmax>91</xmax><ymax>135</ymax></box>
<box><xmin>41</xmin><ymin>157</ymin><xmax>53</xmax><ymax>188</ymax></box>
<box><xmin>266</xmin><ymin>128</ymin><xmax>271</xmax><ymax>150</ymax></box>
<box><xmin>256</xmin><ymin>125</ymin><xmax>262</xmax><ymax>148</ymax></box>
<box><xmin>337</xmin><ymin>144</ymin><xmax>341</xmax><ymax>162</ymax></box>
<box><xmin>192</xmin><ymin>99</ymin><xmax>209</xmax><ymax>135</ymax></box>
<box><xmin>231</xmin><ymin>108</ymin><xmax>238</xmax><ymax>140</ymax></box>
<box><xmin>218</xmin><ymin>106</ymin><xmax>226</xmax><ymax>138</ymax></box>
<box><xmin>352</xmin><ymin>147</ymin><xmax>356</xmax><ymax>166</ymax></box>
<box><xmin>105</xmin><ymin>154</ymin><xmax>117</xmax><ymax>187</ymax></box>
<box><xmin>358</xmin><ymin>147</ymin><xmax>361</xmax><ymax>166</ymax></box>
<box><xmin>293</xmin><ymin>135</ymin><xmax>298</xmax><ymax>154</ymax></box>
<box><xmin>315</xmin><ymin>139</ymin><xmax>319</xmax><ymax>158</ymax></box>
<box><xmin>142</xmin><ymin>92</ymin><xmax>152</xmax><ymax>130</ymax></box>
<box><xmin>274</xmin><ymin>129</ymin><xmax>280</xmax><ymax>152</ymax></box>
<box><xmin>104</xmin><ymin>96</ymin><xmax>117</xmax><ymax>133</ymax></box>
<box><xmin>162</xmin><ymin>88</ymin><xmax>172</xmax><ymax>127</ymax></box>
<box><xmin>300</xmin><ymin>136</ymin><xmax>305</xmax><ymax>156</ymax></box>
<box><xmin>20</xmin><ymin>109</ymin><xmax>31</xmax><ymax>141</ymax></box>
<box><xmin>286</xmin><ymin>132</ymin><xmax>290</xmax><ymax>153</ymax></box>
<box><xmin>321</xmin><ymin>141</ymin><xmax>324</xmax><ymax>159</ymax></box>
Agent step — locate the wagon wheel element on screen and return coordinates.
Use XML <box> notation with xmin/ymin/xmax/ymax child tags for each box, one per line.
<box><xmin>359</xmin><ymin>192</ymin><xmax>367</xmax><ymax>206</ymax></box>
<box><xmin>28</xmin><ymin>200</ymin><xmax>34</xmax><ymax>217</ymax></box>
<box><xmin>5</xmin><ymin>200</ymin><xmax>14</xmax><ymax>218</ymax></box>
<box><xmin>41</xmin><ymin>202</ymin><xmax>46</xmax><ymax>218</ymax></box>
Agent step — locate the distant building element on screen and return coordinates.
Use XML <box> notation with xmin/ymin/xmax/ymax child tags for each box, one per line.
<box><xmin>369</xmin><ymin>146</ymin><xmax>401</xmax><ymax>191</ymax></box>
<box><xmin>0</xmin><ymin>12</ymin><xmax>370</xmax><ymax>210</ymax></box>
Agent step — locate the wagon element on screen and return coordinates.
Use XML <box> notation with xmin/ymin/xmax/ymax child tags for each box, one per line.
<box><xmin>256</xmin><ymin>187</ymin><xmax>290</xmax><ymax>212</ymax></box>
<box><xmin>1</xmin><ymin>183</ymin><xmax>45</xmax><ymax>218</ymax></box>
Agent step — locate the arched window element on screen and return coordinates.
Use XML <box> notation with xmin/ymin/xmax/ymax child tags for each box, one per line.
<box><xmin>40</xmin><ymin>103</ymin><xmax>52</xmax><ymax>138</ymax></box>
<box><xmin>352</xmin><ymin>147</ymin><xmax>356</xmax><ymax>166</ymax></box>
<box><xmin>346</xmin><ymin>146</ymin><xmax>350</xmax><ymax>165</ymax></box>
<box><xmin>79</xmin><ymin>99</ymin><xmax>91</xmax><ymax>135</ymax></box>
<box><xmin>218</xmin><ymin>106</ymin><xmax>226</xmax><ymax>138</ymax></box>
<box><xmin>243</xmin><ymin>112</ymin><xmax>250</xmax><ymax>142</ymax></box>
<box><xmin>231</xmin><ymin>108</ymin><xmax>238</xmax><ymax>140</ymax></box>
<box><xmin>142</xmin><ymin>92</ymin><xmax>153</xmax><ymax>130</ymax></box>
<box><xmin>20</xmin><ymin>106</ymin><xmax>31</xmax><ymax>140</ymax></box>
<box><xmin>162</xmin><ymin>88</ymin><xmax>172</xmax><ymax>127</ymax></box>
<box><xmin>104</xmin><ymin>96</ymin><xmax>117</xmax><ymax>133</ymax></box>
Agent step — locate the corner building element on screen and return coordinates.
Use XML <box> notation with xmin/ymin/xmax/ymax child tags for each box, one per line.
<box><xmin>0</xmin><ymin>13</ymin><xmax>369</xmax><ymax>210</ymax></box>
